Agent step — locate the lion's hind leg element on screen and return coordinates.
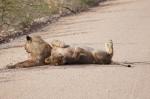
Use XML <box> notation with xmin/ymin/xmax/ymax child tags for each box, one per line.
<box><xmin>72</xmin><ymin>47</ymin><xmax>83</xmax><ymax>60</ymax></box>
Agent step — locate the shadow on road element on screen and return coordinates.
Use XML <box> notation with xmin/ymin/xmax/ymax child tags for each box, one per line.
<box><xmin>1</xmin><ymin>61</ymin><xmax>150</xmax><ymax>73</ymax></box>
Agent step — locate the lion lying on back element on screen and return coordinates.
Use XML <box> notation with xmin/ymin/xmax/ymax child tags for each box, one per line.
<box><xmin>45</xmin><ymin>40</ymin><xmax>114</xmax><ymax>65</ymax></box>
<box><xmin>46</xmin><ymin>40</ymin><xmax>131</xmax><ymax>67</ymax></box>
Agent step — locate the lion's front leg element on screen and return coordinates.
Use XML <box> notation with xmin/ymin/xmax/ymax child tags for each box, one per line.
<box><xmin>6</xmin><ymin>60</ymin><xmax>40</xmax><ymax>69</ymax></box>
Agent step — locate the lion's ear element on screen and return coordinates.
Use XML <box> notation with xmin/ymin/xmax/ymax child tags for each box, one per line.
<box><xmin>26</xmin><ymin>35</ymin><xmax>32</xmax><ymax>41</ymax></box>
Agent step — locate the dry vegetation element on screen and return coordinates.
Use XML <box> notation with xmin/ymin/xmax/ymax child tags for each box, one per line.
<box><xmin>0</xmin><ymin>0</ymin><xmax>105</xmax><ymax>44</ymax></box>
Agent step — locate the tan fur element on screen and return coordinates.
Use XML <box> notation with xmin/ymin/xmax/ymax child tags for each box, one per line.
<box><xmin>45</xmin><ymin>40</ymin><xmax>114</xmax><ymax>65</ymax></box>
<box><xmin>92</xmin><ymin>40</ymin><xmax>113</xmax><ymax>64</ymax></box>
<box><xmin>45</xmin><ymin>47</ymin><xmax>86</xmax><ymax>65</ymax></box>
<box><xmin>7</xmin><ymin>35</ymin><xmax>52</xmax><ymax>69</ymax></box>
<box><xmin>50</xmin><ymin>40</ymin><xmax>69</xmax><ymax>48</ymax></box>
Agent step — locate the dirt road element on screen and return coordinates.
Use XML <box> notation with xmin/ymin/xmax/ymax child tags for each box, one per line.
<box><xmin>0</xmin><ymin>0</ymin><xmax>150</xmax><ymax>99</ymax></box>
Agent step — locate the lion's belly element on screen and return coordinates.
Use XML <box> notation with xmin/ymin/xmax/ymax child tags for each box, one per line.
<box><xmin>77</xmin><ymin>55</ymin><xmax>94</xmax><ymax>64</ymax></box>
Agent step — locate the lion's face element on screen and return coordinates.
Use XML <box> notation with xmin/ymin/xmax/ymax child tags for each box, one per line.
<box><xmin>45</xmin><ymin>54</ymin><xmax>64</xmax><ymax>65</ymax></box>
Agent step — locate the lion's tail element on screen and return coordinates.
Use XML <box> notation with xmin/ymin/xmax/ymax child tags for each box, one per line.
<box><xmin>105</xmin><ymin>40</ymin><xmax>113</xmax><ymax>57</ymax></box>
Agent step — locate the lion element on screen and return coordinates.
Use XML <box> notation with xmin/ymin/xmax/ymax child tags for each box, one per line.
<box><xmin>46</xmin><ymin>40</ymin><xmax>131</xmax><ymax>67</ymax></box>
<box><xmin>6</xmin><ymin>35</ymin><xmax>52</xmax><ymax>69</ymax></box>
<box><xmin>6</xmin><ymin>35</ymin><xmax>68</xmax><ymax>69</ymax></box>
<box><xmin>45</xmin><ymin>40</ymin><xmax>114</xmax><ymax>65</ymax></box>
<box><xmin>45</xmin><ymin>46</ymin><xmax>95</xmax><ymax>65</ymax></box>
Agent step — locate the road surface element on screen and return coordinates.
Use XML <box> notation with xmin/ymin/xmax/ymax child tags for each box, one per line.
<box><xmin>0</xmin><ymin>0</ymin><xmax>150</xmax><ymax>99</ymax></box>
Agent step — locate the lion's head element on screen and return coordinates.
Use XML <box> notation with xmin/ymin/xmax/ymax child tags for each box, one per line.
<box><xmin>24</xmin><ymin>35</ymin><xmax>52</xmax><ymax>62</ymax></box>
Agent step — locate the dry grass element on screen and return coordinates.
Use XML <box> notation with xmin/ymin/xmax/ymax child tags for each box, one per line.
<box><xmin>0</xmin><ymin>0</ymin><xmax>105</xmax><ymax>44</ymax></box>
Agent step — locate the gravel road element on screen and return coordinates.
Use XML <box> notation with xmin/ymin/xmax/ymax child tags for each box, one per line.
<box><xmin>0</xmin><ymin>0</ymin><xmax>150</xmax><ymax>99</ymax></box>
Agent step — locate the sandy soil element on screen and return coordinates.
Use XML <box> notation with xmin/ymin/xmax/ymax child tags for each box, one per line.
<box><xmin>0</xmin><ymin>0</ymin><xmax>150</xmax><ymax>99</ymax></box>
